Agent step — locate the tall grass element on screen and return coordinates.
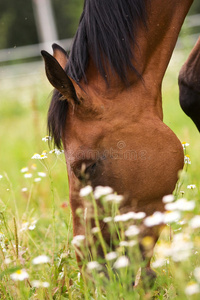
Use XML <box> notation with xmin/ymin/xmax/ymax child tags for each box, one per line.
<box><xmin>0</xmin><ymin>48</ymin><xmax>200</xmax><ymax>299</ymax></box>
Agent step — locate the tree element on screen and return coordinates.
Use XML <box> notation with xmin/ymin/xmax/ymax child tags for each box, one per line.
<box><xmin>0</xmin><ymin>0</ymin><xmax>83</xmax><ymax>49</ymax></box>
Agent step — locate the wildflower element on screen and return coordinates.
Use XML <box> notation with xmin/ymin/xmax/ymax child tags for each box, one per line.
<box><xmin>20</xmin><ymin>167</ymin><xmax>28</xmax><ymax>173</ymax></box>
<box><xmin>125</xmin><ymin>225</ymin><xmax>140</xmax><ymax>237</ymax></box>
<box><xmin>154</xmin><ymin>241</ymin><xmax>172</xmax><ymax>257</ymax></box>
<box><xmin>119</xmin><ymin>240</ymin><xmax>137</xmax><ymax>247</ymax></box>
<box><xmin>24</xmin><ymin>173</ymin><xmax>32</xmax><ymax>178</ymax></box>
<box><xmin>34</xmin><ymin>178</ymin><xmax>41</xmax><ymax>182</ymax></box>
<box><xmin>32</xmin><ymin>152</ymin><xmax>47</xmax><ymax>159</ymax></box>
<box><xmin>133</xmin><ymin>212</ymin><xmax>146</xmax><ymax>219</ymax></box>
<box><xmin>182</xmin><ymin>142</ymin><xmax>189</xmax><ymax>149</ymax></box>
<box><xmin>177</xmin><ymin>198</ymin><xmax>195</xmax><ymax>211</ymax></box>
<box><xmin>163</xmin><ymin>211</ymin><xmax>181</xmax><ymax>224</ymax></box>
<box><xmin>185</xmin><ymin>283</ymin><xmax>200</xmax><ymax>295</ymax></box>
<box><xmin>165</xmin><ymin>198</ymin><xmax>195</xmax><ymax>211</ymax></box>
<box><xmin>115</xmin><ymin>211</ymin><xmax>146</xmax><ymax>222</ymax></box>
<box><xmin>20</xmin><ymin>222</ymin><xmax>29</xmax><ymax>231</ymax></box>
<box><xmin>32</xmin><ymin>153</ymin><xmax>41</xmax><ymax>159</ymax></box>
<box><xmin>31</xmin><ymin>164</ymin><xmax>37</xmax><ymax>170</ymax></box>
<box><xmin>38</xmin><ymin>172</ymin><xmax>46</xmax><ymax>177</ymax></box>
<box><xmin>31</xmin><ymin>280</ymin><xmax>50</xmax><ymax>288</ymax></box>
<box><xmin>91</xmin><ymin>227</ymin><xmax>100</xmax><ymax>234</ymax></box>
<box><xmin>42</xmin><ymin>136</ymin><xmax>51</xmax><ymax>142</ymax></box>
<box><xmin>4</xmin><ymin>257</ymin><xmax>11</xmax><ymax>264</ymax></box>
<box><xmin>28</xmin><ymin>219</ymin><xmax>37</xmax><ymax>230</ymax></box>
<box><xmin>79</xmin><ymin>185</ymin><xmax>93</xmax><ymax>197</ymax></box>
<box><xmin>113</xmin><ymin>256</ymin><xmax>130</xmax><ymax>269</ymax></box>
<box><xmin>171</xmin><ymin>233</ymin><xmax>193</xmax><ymax>262</ymax></box>
<box><xmin>20</xmin><ymin>219</ymin><xmax>37</xmax><ymax>231</ymax></box>
<box><xmin>21</xmin><ymin>187</ymin><xmax>28</xmax><ymax>192</ymax></box>
<box><xmin>162</xmin><ymin>194</ymin><xmax>174</xmax><ymax>203</ymax></box>
<box><xmin>190</xmin><ymin>216</ymin><xmax>200</xmax><ymax>229</ymax></box>
<box><xmin>105</xmin><ymin>252</ymin><xmax>118</xmax><ymax>261</ymax></box>
<box><xmin>152</xmin><ymin>258</ymin><xmax>167</xmax><ymax>268</ymax></box>
<box><xmin>144</xmin><ymin>212</ymin><xmax>164</xmax><ymax>227</ymax></box>
<box><xmin>49</xmin><ymin>149</ymin><xmax>63</xmax><ymax>155</ymax></box>
<box><xmin>103</xmin><ymin>217</ymin><xmax>112</xmax><ymax>223</ymax></box>
<box><xmin>32</xmin><ymin>255</ymin><xmax>50</xmax><ymax>265</ymax></box>
<box><xmin>184</xmin><ymin>155</ymin><xmax>191</xmax><ymax>164</ymax></box>
<box><xmin>187</xmin><ymin>184</ymin><xmax>196</xmax><ymax>189</ymax></box>
<box><xmin>10</xmin><ymin>269</ymin><xmax>29</xmax><ymax>281</ymax></box>
<box><xmin>87</xmin><ymin>261</ymin><xmax>102</xmax><ymax>271</ymax></box>
<box><xmin>0</xmin><ymin>232</ymin><xmax>5</xmax><ymax>240</ymax></box>
<box><xmin>0</xmin><ymin>175</ymin><xmax>3</xmax><ymax>179</ymax></box>
<box><xmin>103</xmin><ymin>194</ymin><xmax>123</xmax><ymax>203</ymax></box>
<box><xmin>94</xmin><ymin>186</ymin><xmax>113</xmax><ymax>199</ymax></box>
<box><xmin>194</xmin><ymin>267</ymin><xmax>200</xmax><ymax>282</ymax></box>
<box><xmin>114</xmin><ymin>212</ymin><xmax>135</xmax><ymax>222</ymax></box>
<box><xmin>71</xmin><ymin>235</ymin><xmax>85</xmax><ymax>247</ymax></box>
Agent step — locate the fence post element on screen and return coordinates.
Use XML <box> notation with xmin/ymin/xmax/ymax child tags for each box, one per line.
<box><xmin>32</xmin><ymin>0</ymin><xmax>58</xmax><ymax>50</ymax></box>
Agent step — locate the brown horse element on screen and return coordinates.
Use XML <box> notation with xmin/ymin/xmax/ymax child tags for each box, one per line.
<box><xmin>179</xmin><ymin>36</ymin><xmax>200</xmax><ymax>131</ymax></box>
<box><xmin>41</xmin><ymin>0</ymin><xmax>194</xmax><ymax>280</ymax></box>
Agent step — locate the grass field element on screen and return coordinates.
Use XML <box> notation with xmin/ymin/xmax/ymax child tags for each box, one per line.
<box><xmin>0</xmin><ymin>48</ymin><xmax>200</xmax><ymax>299</ymax></box>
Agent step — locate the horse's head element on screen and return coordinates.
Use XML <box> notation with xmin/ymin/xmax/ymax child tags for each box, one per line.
<box><xmin>42</xmin><ymin>44</ymin><xmax>183</xmax><ymax>228</ymax></box>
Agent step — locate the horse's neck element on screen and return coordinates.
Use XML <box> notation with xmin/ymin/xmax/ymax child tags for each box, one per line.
<box><xmin>135</xmin><ymin>0</ymin><xmax>193</xmax><ymax>86</ymax></box>
<box><xmin>82</xmin><ymin>0</ymin><xmax>193</xmax><ymax>119</ymax></box>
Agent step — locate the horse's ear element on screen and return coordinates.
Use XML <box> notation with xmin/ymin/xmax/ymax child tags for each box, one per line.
<box><xmin>41</xmin><ymin>50</ymin><xmax>77</xmax><ymax>102</ymax></box>
<box><xmin>52</xmin><ymin>43</ymin><xmax>68</xmax><ymax>70</ymax></box>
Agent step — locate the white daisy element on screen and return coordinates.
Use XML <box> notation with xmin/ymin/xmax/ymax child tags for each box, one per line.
<box><xmin>71</xmin><ymin>235</ymin><xmax>85</xmax><ymax>247</ymax></box>
<box><xmin>38</xmin><ymin>172</ymin><xmax>46</xmax><ymax>177</ymax></box>
<box><xmin>42</xmin><ymin>136</ymin><xmax>51</xmax><ymax>142</ymax></box>
<box><xmin>125</xmin><ymin>225</ymin><xmax>140</xmax><ymax>237</ymax></box>
<box><xmin>185</xmin><ymin>283</ymin><xmax>200</xmax><ymax>295</ymax></box>
<box><xmin>87</xmin><ymin>261</ymin><xmax>101</xmax><ymax>271</ymax></box>
<box><xmin>105</xmin><ymin>252</ymin><xmax>118</xmax><ymax>261</ymax></box>
<box><xmin>34</xmin><ymin>178</ymin><xmax>41</xmax><ymax>182</ymax></box>
<box><xmin>113</xmin><ymin>256</ymin><xmax>130</xmax><ymax>269</ymax></box>
<box><xmin>10</xmin><ymin>269</ymin><xmax>29</xmax><ymax>281</ymax></box>
<box><xmin>162</xmin><ymin>194</ymin><xmax>174</xmax><ymax>203</ymax></box>
<box><xmin>187</xmin><ymin>184</ymin><xmax>196</xmax><ymax>189</ymax></box>
<box><xmin>190</xmin><ymin>216</ymin><xmax>200</xmax><ymax>229</ymax></box>
<box><xmin>79</xmin><ymin>185</ymin><xmax>93</xmax><ymax>197</ymax></box>
<box><xmin>144</xmin><ymin>212</ymin><xmax>164</xmax><ymax>227</ymax></box>
<box><xmin>93</xmin><ymin>186</ymin><xmax>113</xmax><ymax>199</ymax></box>
<box><xmin>20</xmin><ymin>167</ymin><xmax>28</xmax><ymax>173</ymax></box>
<box><xmin>32</xmin><ymin>255</ymin><xmax>50</xmax><ymax>265</ymax></box>
<box><xmin>24</xmin><ymin>173</ymin><xmax>32</xmax><ymax>178</ymax></box>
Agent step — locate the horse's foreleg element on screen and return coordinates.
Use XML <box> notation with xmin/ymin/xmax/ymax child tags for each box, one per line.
<box><xmin>178</xmin><ymin>36</ymin><xmax>200</xmax><ymax>131</ymax></box>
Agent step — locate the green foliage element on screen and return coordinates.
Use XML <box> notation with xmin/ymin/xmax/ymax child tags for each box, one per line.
<box><xmin>0</xmin><ymin>48</ymin><xmax>200</xmax><ymax>299</ymax></box>
<box><xmin>52</xmin><ymin>0</ymin><xmax>84</xmax><ymax>40</ymax></box>
<box><xmin>0</xmin><ymin>0</ymin><xmax>83</xmax><ymax>49</ymax></box>
<box><xmin>189</xmin><ymin>1</ymin><xmax>200</xmax><ymax>15</ymax></box>
<box><xmin>0</xmin><ymin>0</ymin><xmax>38</xmax><ymax>48</ymax></box>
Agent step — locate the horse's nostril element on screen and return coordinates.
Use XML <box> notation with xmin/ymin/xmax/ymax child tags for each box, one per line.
<box><xmin>72</xmin><ymin>160</ymin><xmax>98</xmax><ymax>181</ymax></box>
<box><xmin>85</xmin><ymin>162</ymin><xmax>97</xmax><ymax>177</ymax></box>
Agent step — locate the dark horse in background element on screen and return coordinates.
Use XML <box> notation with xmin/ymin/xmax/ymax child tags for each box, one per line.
<box><xmin>179</xmin><ymin>37</ymin><xmax>200</xmax><ymax>131</ymax></box>
<box><xmin>42</xmin><ymin>0</ymin><xmax>197</xmax><ymax>281</ymax></box>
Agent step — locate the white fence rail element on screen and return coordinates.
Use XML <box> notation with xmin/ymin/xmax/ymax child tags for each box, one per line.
<box><xmin>0</xmin><ymin>14</ymin><xmax>199</xmax><ymax>85</ymax></box>
<box><xmin>0</xmin><ymin>38</ymin><xmax>73</xmax><ymax>63</ymax></box>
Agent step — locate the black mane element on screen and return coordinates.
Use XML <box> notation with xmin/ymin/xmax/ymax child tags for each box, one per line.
<box><xmin>66</xmin><ymin>0</ymin><xmax>147</xmax><ymax>84</ymax></box>
<box><xmin>48</xmin><ymin>0</ymin><xmax>148</xmax><ymax>148</ymax></box>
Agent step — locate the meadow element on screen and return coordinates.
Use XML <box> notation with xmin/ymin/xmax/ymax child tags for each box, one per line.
<box><xmin>0</xmin><ymin>47</ymin><xmax>200</xmax><ymax>299</ymax></box>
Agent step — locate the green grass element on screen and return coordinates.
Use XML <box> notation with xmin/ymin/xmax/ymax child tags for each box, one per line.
<box><xmin>0</xmin><ymin>49</ymin><xmax>200</xmax><ymax>299</ymax></box>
